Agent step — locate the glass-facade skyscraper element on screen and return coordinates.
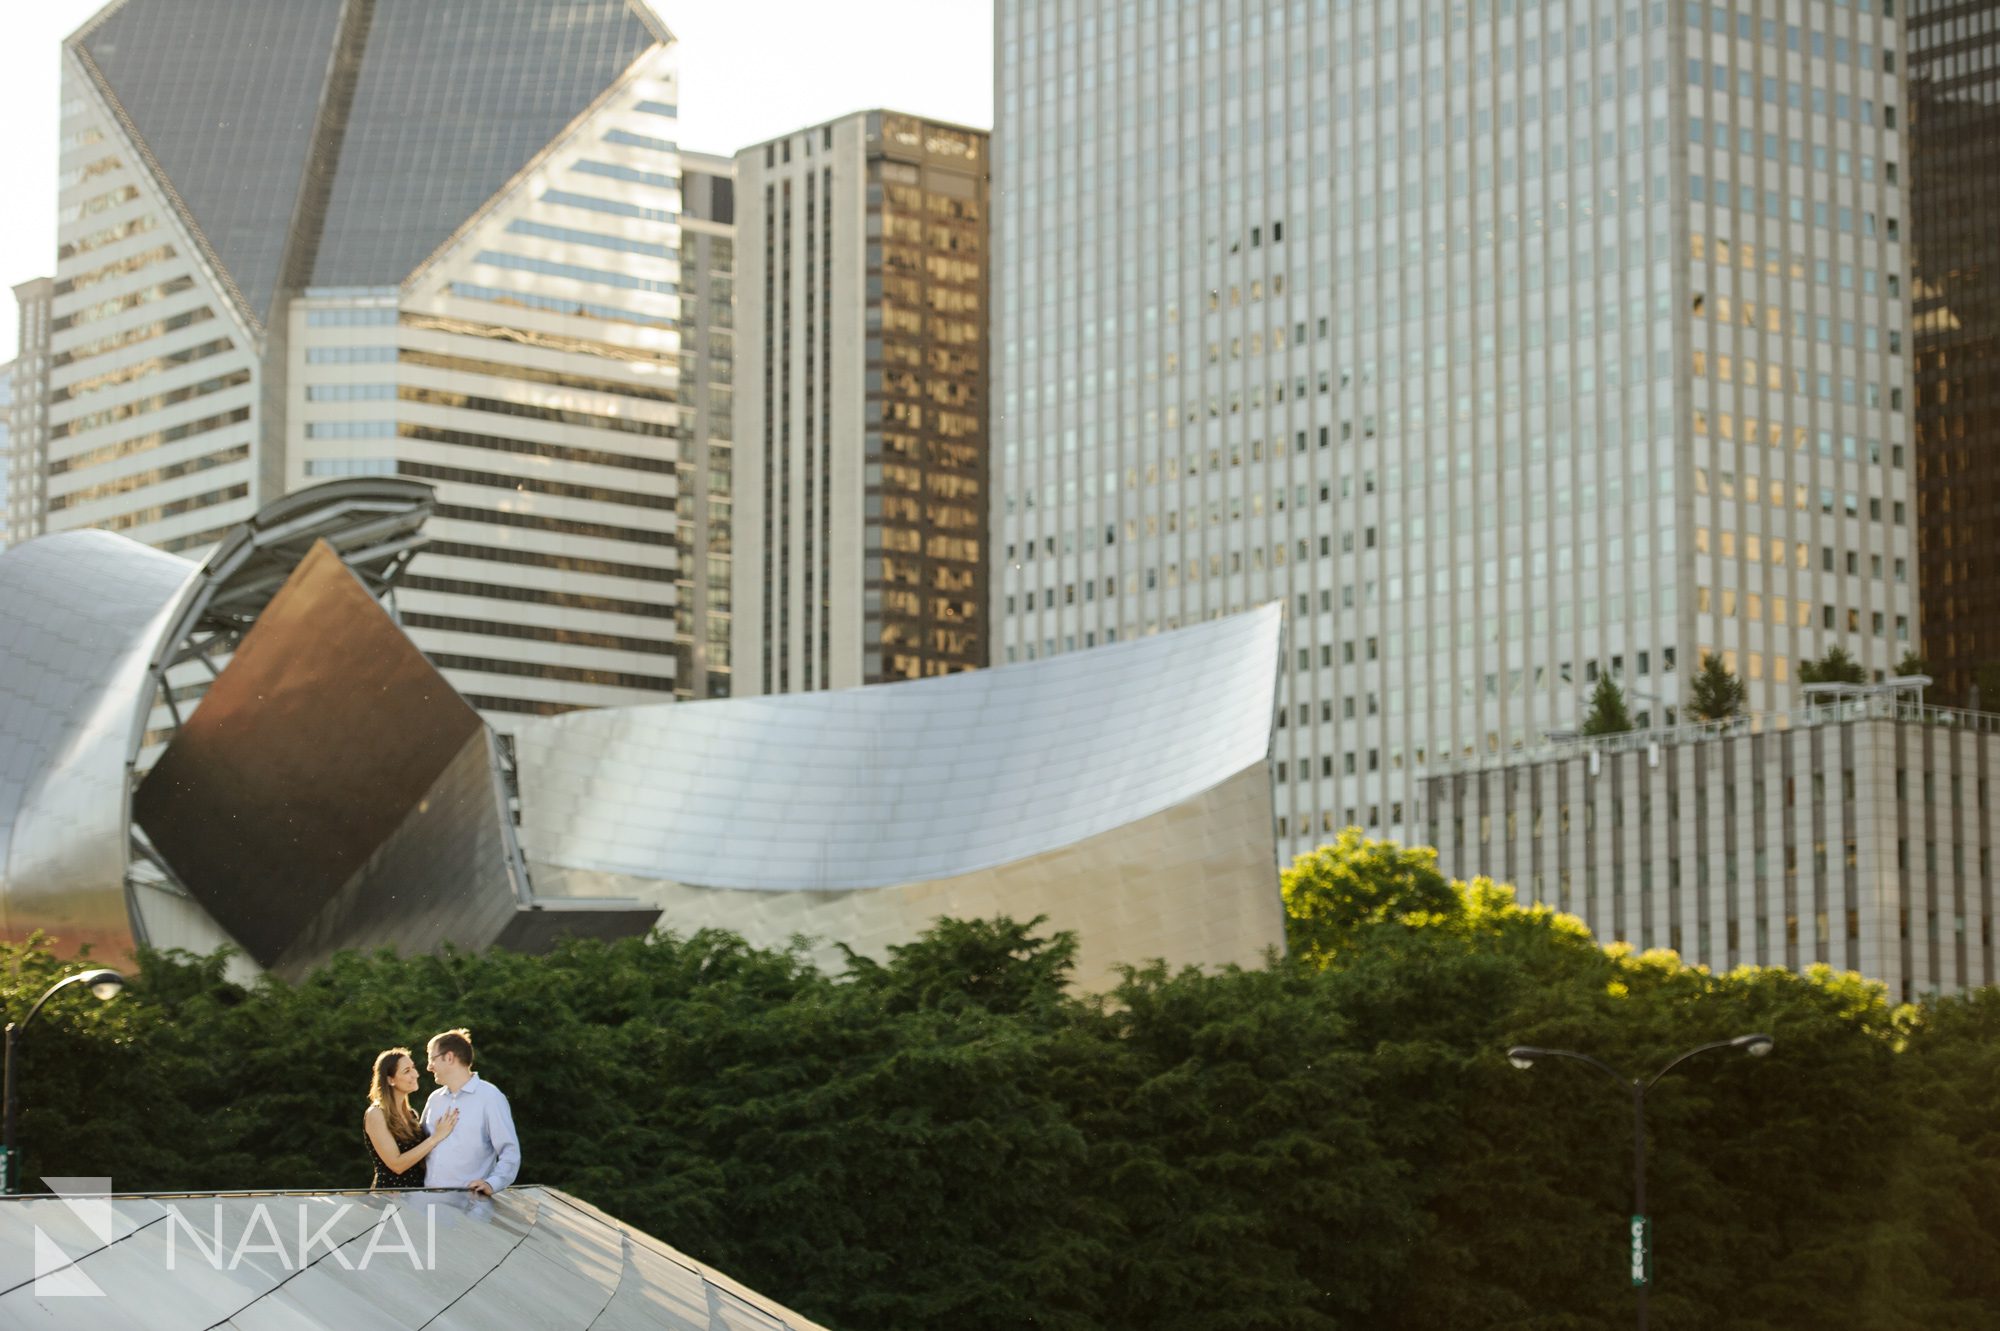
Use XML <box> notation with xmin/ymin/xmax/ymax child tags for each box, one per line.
<box><xmin>734</xmin><ymin>111</ymin><xmax>990</xmax><ymax>695</ymax></box>
<box><xmin>1910</xmin><ymin>0</ymin><xmax>2000</xmax><ymax>708</ymax></box>
<box><xmin>34</xmin><ymin>0</ymin><xmax>690</xmax><ymax>722</ymax></box>
<box><xmin>994</xmin><ymin>0</ymin><xmax>1915</xmax><ymax>855</ymax></box>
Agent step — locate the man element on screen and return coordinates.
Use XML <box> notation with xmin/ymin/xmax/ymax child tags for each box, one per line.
<box><xmin>421</xmin><ymin>1028</ymin><xmax>520</xmax><ymax>1197</ymax></box>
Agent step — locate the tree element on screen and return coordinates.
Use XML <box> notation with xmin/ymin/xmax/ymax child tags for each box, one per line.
<box><xmin>1579</xmin><ymin>672</ymin><xmax>1635</xmax><ymax>735</ymax></box>
<box><xmin>5</xmin><ymin>881</ymin><xmax>1999</xmax><ymax>1331</ymax></box>
<box><xmin>1800</xmin><ymin>644</ymin><xmax>1868</xmax><ymax>685</ymax></box>
<box><xmin>1896</xmin><ymin>652</ymin><xmax>1932</xmax><ymax>679</ymax></box>
<box><xmin>1686</xmin><ymin>651</ymin><xmax>1747</xmax><ymax>722</ymax></box>
<box><xmin>1280</xmin><ymin>827</ymin><xmax>1458</xmax><ymax>967</ymax></box>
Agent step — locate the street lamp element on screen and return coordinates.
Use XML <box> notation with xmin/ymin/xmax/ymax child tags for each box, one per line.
<box><xmin>1505</xmin><ymin>1033</ymin><xmax>1773</xmax><ymax>1330</ymax></box>
<box><xmin>4</xmin><ymin>968</ymin><xmax>125</xmax><ymax>1195</ymax></box>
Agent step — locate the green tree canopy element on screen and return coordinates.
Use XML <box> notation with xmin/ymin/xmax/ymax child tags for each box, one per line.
<box><xmin>1896</xmin><ymin>652</ymin><xmax>1932</xmax><ymax>679</ymax></box>
<box><xmin>1280</xmin><ymin>826</ymin><xmax>1459</xmax><ymax>967</ymax></box>
<box><xmin>1800</xmin><ymin>644</ymin><xmax>1869</xmax><ymax>685</ymax></box>
<box><xmin>3</xmin><ymin>832</ymin><xmax>1997</xmax><ymax>1331</ymax></box>
<box><xmin>1686</xmin><ymin>650</ymin><xmax>1747</xmax><ymax>722</ymax></box>
<box><xmin>1580</xmin><ymin>671</ymin><xmax>1636</xmax><ymax>734</ymax></box>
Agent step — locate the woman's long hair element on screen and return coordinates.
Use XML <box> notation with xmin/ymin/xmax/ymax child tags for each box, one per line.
<box><xmin>369</xmin><ymin>1047</ymin><xmax>420</xmax><ymax>1144</ymax></box>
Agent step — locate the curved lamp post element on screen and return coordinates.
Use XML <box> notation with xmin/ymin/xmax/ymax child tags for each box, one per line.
<box><xmin>4</xmin><ymin>969</ymin><xmax>125</xmax><ymax>1194</ymax></box>
<box><xmin>1505</xmin><ymin>1033</ymin><xmax>1773</xmax><ymax>1330</ymax></box>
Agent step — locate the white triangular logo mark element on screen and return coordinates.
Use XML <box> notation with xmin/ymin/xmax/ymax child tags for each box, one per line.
<box><xmin>33</xmin><ymin>1228</ymin><xmax>103</xmax><ymax>1297</ymax></box>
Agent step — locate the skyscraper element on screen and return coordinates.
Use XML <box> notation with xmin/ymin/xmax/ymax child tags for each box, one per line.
<box><xmin>733</xmin><ymin>111</ymin><xmax>989</xmax><ymax>695</ymax></box>
<box><xmin>37</xmin><ymin>0</ymin><xmax>688</xmax><ymax>721</ymax></box>
<box><xmin>6</xmin><ymin>279</ymin><xmax>53</xmax><ymax>550</ymax></box>
<box><xmin>994</xmin><ymin>0</ymin><xmax>1915</xmax><ymax>855</ymax></box>
<box><xmin>676</xmin><ymin>151</ymin><xmax>737</xmax><ymax>699</ymax></box>
<box><xmin>1910</xmin><ymin>0</ymin><xmax>2000</xmax><ymax>708</ymax></box>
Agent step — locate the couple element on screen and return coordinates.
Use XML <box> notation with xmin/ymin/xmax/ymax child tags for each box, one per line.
<box><xmin>364</xmin><ymin>1028</ymin><xmax>521</xmax><ymax>1195</ymax></box>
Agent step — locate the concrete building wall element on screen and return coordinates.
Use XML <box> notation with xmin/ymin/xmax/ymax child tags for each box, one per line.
<box><xmin>1421</xmin><ymin>702</ymin><xmax>2000</xmax><ymax>1000</ymax></box>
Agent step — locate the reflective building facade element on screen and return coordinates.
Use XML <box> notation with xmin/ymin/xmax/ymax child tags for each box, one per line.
<box><xmin>520</xmin><ymin>603</ymin><xmax>1286</xmax><ymax>988</ymax></box>
<box><xmin>0</xmin><ymin>482</ymin><xmax>659</xmax><ymax>976</ymax></box>
<box><xmin>1910</xmin><ymin>0</ymin><xmax>2000</xmax><ymax>707</ymax></box>
<box><xmin>35</xmin><ymin>0</ymin><xmax>691</xmax><ymax>724</ymax></box>
<box><xmin>734</xmin><ymin>112</ymin><xmax>991</xmax><ymax>695</ymax></box>
<box><xmin>994</xmin><ymin>0</ymin><xmax>1917</xmax><ymax>858</ymax></box>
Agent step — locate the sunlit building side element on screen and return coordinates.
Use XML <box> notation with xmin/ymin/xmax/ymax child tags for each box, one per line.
<box><xmin>993</xmin><ymin>0</ymin><xmax>1916</xmax><ymax>873</ymax></box>
<box><xmin>733</xmin><ymin>111</ymin><xmax>990</xmax><ymax>695</ymax></box>
<box><xmin>39</xmin><ymin>0</ymin><xmax>690</xmax><ymax>725</ymax></box>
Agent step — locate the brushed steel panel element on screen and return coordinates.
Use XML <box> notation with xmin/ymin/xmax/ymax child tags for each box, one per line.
<box><xmin>513</xmin><ymin>604</ymin><xmax>1282</xmax><ymax>892</ymax></box>
<box><xmin>531</xmin><ymin>764</ymin><xmax>1285</xmax><ymax>989</ymax></box>
<box><xmin>0</xmin><ymin>531</ymin><xmax>202</xmax><ymax>959</ymax></box>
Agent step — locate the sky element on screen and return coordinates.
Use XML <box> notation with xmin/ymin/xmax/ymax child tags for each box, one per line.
<box><xmin>0</xmin><ymin>0</ymin><xmax>994</xmax><ymax>364</ymax></box>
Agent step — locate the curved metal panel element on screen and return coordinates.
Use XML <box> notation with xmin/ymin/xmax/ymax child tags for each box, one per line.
<box><xmin>0</xmin><ymin>532</ymin><xmax>201</xmax><ymax>956</ymax></box>
<box><xmin>513</xmin><ymin>604</ymin><xmax>1282</xmax><ymax>891</ymax></box>
<box><xmin>531</xmin><ymin>763</ymin><xmax>1286</xmax><ymax>988</ymax></box>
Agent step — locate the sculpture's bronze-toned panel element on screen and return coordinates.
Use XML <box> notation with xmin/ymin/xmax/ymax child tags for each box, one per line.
<box><xmin>135</xmin><ymin>540</ymin><xmax>483</xmax><ymax>965</ymax></box>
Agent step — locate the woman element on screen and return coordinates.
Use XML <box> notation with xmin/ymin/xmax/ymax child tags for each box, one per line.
<box><xmin>365</xmin><ymin>1046</ymin><xmax>458</xmax><ymax>1189</ymax></box>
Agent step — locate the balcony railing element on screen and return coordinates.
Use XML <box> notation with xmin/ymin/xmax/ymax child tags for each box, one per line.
<box><xmin>1431</xmin><ymin>695</ymin><xmax>2000</xmax><ymax>778</ymax></box>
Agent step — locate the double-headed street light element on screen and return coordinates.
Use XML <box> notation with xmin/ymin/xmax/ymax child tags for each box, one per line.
<box><xmin>4</xmin><ymin>968</ymin><xmax>126</xmax><ymax>1195</ymax></box>
<box><xmin>1506</xmin><ymin>1033</ymin><xmax>1774</xmax><ymax>1331</ymax></box>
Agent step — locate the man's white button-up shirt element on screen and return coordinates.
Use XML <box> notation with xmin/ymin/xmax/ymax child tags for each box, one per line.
<box><xmin>422</xmin><ymin>1073</ymin><xmax>521</xmax><ymax>1193</ymax></box>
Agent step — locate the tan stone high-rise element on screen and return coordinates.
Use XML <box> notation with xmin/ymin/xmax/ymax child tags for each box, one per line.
<box><xmin>733</xmin><ymin>111</ymin><xmax>989</xmax><ymax>694</ymax></box>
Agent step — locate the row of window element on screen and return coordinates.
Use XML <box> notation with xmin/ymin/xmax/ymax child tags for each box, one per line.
<box><xmin>403</xmin><ymin>611</ymin><xmax>674</xmax><ymax>656</ymax></box>
<box><xmin>52</xmin><ymin>336</ymin><xmax>234</xmax><ymax>404</ymax></box>
<box><xmin>401</xmin><ymin>573</ymin><xmax>671</xmax><ymax>620</ymax></box>
<box><xmin>305</xmin><ymin>307</ymin><xmax>397</xmax><ymax>327</ymax></box>
<box><xmin>426</xmin><ymin>651</ymin><xmax>673</xmax><ymax>692</ymax></box>
<box><xmin>1689</xmin><ymin>177</ymin><xmax>1899</xmax><ymax>245</ymax></box>
<box><xmin>53</xmin><ymin>276</ymin><xmax>195</xmax><ymax>334</ymax></box>
<box><xmin>49</xmin><ymin>442</ymin><xmax>249</xmax><ymax>512</ymax></box>
<box><xmin>505</xmin><ymin>217</ymin><xmax>674</xmax><ymax>260</ymax></box>
<box><xmin>49</xmin><ymin>405</ymin><xmax>249</xmax><ymax>477</ymax></box>
<box><xmin>473</xmin><ymin>250</ymin><xmax>676</xmax><ymax>296</ymax></box>
<box><xmin>424</xmin><ymin>538</ymin><xmax>671</xmax><ymax>585</ymax></box>
<box><xmin>54</xmin><ymin>243</ymin><xmax>176</xmax><ymax>299</ymax></box>
<box><xmin>541</xmin><ymin>188</ymin><xmax>675</xmax><ymax>225</ymax></box>
<box><xmin>51</xmin><ymin>370</ymin><xmax>251</xmax><ymax>439</ymax></box>
<box><xmin>55</xmin><ymin>306</ymin><xmax>214</xmax><ymax>369</ymax></box>
<box><xmin>447</xmin><ymin>281</ymin><xmax>676</xmax><ymax>330</ymax></box>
